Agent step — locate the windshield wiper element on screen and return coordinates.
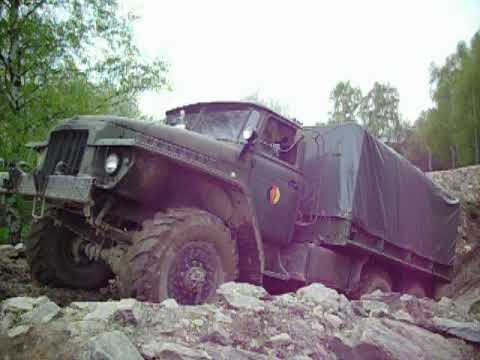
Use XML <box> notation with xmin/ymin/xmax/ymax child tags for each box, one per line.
<box><xmin>214</xmin><ymin>137</ymin><xmax>238</xmax><ymax>143</ymax></box>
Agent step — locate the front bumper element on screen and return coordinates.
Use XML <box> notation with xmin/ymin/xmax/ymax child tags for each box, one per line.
<box><xmin>0</xmin><ymin>172</ymin><xmax>94</xmax><ymax>203</ymax></box>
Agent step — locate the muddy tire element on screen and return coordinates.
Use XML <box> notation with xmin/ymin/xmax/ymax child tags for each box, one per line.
<box><xmin>26</xmin><ymin>217</ymin><xmax>112</xmax><ymax>289</ymax></box>
<box><xmin>121</xmin><ymin>208</ymin><xmax>238</xmax><ymax>304</ymax></box>
<box><xmin>352</xmin><ymin>266</ymin><xmax>392</xmax><ymax>299</ymax></box>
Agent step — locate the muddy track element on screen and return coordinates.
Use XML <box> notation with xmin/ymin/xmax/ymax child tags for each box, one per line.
<box><xmin>0</xmin><ymin>253</ymin><xmax>118</xmax><ymax>306</ymax></box>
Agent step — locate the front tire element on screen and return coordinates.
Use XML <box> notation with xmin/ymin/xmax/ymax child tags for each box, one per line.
<box><xmin>400</xmin><ymin>278</ymin><xmax>429</xmax><ymax>298</ymax></box>
<box><xmin>121</xmin><ymin>208</ymin><xmax>238</xmax><ymax>304</ymax></box>
<box><xmin>26</xmin><ymin>217</ymin><xmax>112</xmax><ymax>289</ymax></box>
<box><xmin>351</xmin><ymin>265</ymin><xmax>393</xmax><ymax>299</ymax></box>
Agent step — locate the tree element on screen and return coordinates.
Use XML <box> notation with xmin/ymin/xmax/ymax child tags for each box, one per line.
<box><xmin>0</xmin><ymin>1</ymin><xmax>170</xmax><ymax>243</ymax></box>
<box><xmin>416</xmin><ymin>31</ymin><xmax>480</xmax><ymax>167</ymax></box>
<box><xmin>0</xmin><ymin>0</ymin><xmax>169</xmax><ymax>160</ymax></box>
<box><xmin>328</xmin><ymin>81</ymin><xmax>362</xmax><ymax>124</ymax></box>
<box><xmin>359</xmin><ymin>82</ymin><xmax>401</xmax><ymax>140</ymax></box>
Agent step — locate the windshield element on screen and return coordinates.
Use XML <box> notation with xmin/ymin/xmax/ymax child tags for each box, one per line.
<box><xmin>166</xmin><ymin>107</ymin><xmax>259</xmax><ymax>142</ymax></box>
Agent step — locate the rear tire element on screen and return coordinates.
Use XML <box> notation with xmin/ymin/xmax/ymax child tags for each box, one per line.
<box><xmin>400</xmin><ymin>279</ymin><xmax>428</xmax><ymax>298</ymax></box>
<box><xmin>120</xmin><ymin>208</ymin><xmax>238</xmax><ymax>304</ymax></box>
<box><xmin>26</xmin><ymin>217</ymin><xmax>112</xmax><ymax>289</ymax></box>
<box><xmin>352</xmin><ymin>266</ymin><xmax>392</xmax><ymax>299</ymax></box>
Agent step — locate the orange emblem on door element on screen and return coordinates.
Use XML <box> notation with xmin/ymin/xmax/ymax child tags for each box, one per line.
<box><xmin>268</xmin><ymin>185</ymin><xmax>281</xmax><ymax>205</ymax></box>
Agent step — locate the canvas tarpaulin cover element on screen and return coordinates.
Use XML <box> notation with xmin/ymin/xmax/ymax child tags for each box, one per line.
<box><xmin>301</xmin><ymin>123</ymin><xmax>459</xmax><ymax>266</ymax></box>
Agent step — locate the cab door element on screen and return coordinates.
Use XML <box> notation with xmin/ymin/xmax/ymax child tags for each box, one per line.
<box><xmin>248</xmin><ymin>116</ymin><xmax>303</xmax><ymax>246</ymax></box>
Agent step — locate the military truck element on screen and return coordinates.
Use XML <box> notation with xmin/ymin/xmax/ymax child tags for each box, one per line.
<box><xmin>0</xmin><ymin>101</ymin><xmax>459</xmax><ymax>303</ymax></box>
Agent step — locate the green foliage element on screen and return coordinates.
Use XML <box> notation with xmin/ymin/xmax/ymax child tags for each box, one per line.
<box><xmin>0</xmin><ymin>0</ymin><xmax>169</xmax><ymax>160</ymax></box>
<box><xmin>359</xmin><ymin>82</ymin><xmax>401</xmax><ymax>140</ymax></box>
<box><xmin>416</xmin><ymin>31</ymin><xmax>480</xmax><ymax>167</ymax></box>
<box><xmin>328</xmin><ymin>81</ymin><xmax>362</xmax><ymax>124</ymax></box>
<box><xmin>0</xmin><ymin>0</ymin><xmax>169</xmax><ymax>236</ymax></box>
<box><xmin>0</xmin><ymin>227</ymin><xmax>8</xmax><ymax>245</ymax></box>
<box><xmin>328</xmin><ymin>81</ymin><xmax>404</xmax><ymax>141</ymax></box>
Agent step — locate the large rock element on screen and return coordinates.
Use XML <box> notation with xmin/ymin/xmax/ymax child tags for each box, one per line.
<box><xmin>84</xmin><ymin>330</ymin><xmax>143</xmax><ymax>360</ymax></box>
<box><xmin>216</xmin><ymin>282</ymin><xmax>267</xmax><ymax>312</ymax></box>
<box><xmin>296</xmin><ymin>283</ymin><xmax>342</xmax><ymax>314</ymax></box>
<box><xmin>67</xmin><ymin>320</ymin><xmax>107</xmax><ymax>339</ymax></box>
<box><xmin>113</xmin><ymin>298</ymin><xmax>145</xmax><ymax>325</ymax></box>
<box><xmin>2</xmin><ymin>297</ymin><xmax>36</xmax><ymax>312</ymax></box>
<box><xmin>432</xmin><ymin>317</ymin><xmax>480</xmax><ymax>343</ymax></box>
<box><xmin>7</xmin><ymin>325</ymin><xmax>31</xmax><ymax>338</ymax></box>
<box><xmin>22</xmin><ymin>299</ymin><xmax>61</xmax><ymax>324</ymax></box>
<box><xmin>201</xmin><ymin>343</ymin><xmax>272</xmax><ymax>360</ymax></box>
<box><xmin>141</xmin><ymin>341</ymin><xmax>211</xmax><ymax>360</ymax></box>
<box><xmin>83</xmin><ymin>302</ymin><xmax>120</xmax><ymax>321</ymax></box>
<box><xmin>354</xmin><ymin>318</ymin><xmax>468</xmax><ymax>360</ymax></box>
<box><xmin>14</xmin><ymin>243</ymin><xmax>25</xmax><ymax>255</ymax></box>
<box><xmin>0</xmin><ymin>245</ymin><xmax>18</xmax><ymax>259</ymax></box>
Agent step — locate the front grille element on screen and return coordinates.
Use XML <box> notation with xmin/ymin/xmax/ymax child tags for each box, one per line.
<box><xmin>43</xmin><ymin>130</ymin><xmax>88</xmax><ymax>176</ymax></box>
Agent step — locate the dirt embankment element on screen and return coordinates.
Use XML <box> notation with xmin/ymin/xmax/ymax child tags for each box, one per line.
<box><xmin>428</xmin><ymin>165</ymin><xmax>480</xmax><ymax>307</ymax></box>
<box><xmin>429</xmin><ymin>165</ymin><xmax>480</xmax><ymax>255</ymax></box>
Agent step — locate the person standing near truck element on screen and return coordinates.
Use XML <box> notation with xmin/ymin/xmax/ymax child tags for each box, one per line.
<box><xmin>4</xmin><ymin>194</ymin><xmax>22</xmax><ymax>245</ymax></box>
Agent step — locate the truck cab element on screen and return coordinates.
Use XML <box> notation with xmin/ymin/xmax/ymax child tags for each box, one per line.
<box><xmin>165</xmin><ymin>102</ymin><xmax>305</xmax><ymax>247</ymax></box>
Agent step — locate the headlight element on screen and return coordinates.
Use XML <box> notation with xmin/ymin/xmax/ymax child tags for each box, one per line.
<box><xmin>105</xmin><ymin>153</ymin><xmax>120</xmax><ymax>175</ymax></box>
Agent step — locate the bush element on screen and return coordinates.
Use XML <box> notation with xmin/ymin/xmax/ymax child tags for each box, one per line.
<box><xmin>0</xmin><ymin>227</ymin><xmax>8</xmax><ymax>245</ymax></box>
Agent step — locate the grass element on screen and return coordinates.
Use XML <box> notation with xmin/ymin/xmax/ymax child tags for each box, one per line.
<box><xmin>0</xmin><ymin>224</ymin><xmax>31</xmax><ymax>245</ymax></box>
<box><xmin>0</xmin><ymin>227</ymin><xmax>9</xmax><ymax>245</ymax></box>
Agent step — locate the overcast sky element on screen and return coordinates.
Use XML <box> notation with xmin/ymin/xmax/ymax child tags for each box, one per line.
<box><xmin>124</xmin><ymin>0</ymin><xmax>480</xmax><ymax>126</ymax></box>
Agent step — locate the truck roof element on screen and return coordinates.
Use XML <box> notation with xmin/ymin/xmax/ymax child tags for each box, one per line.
<box><xmin>166</xmin><ymin>101</ymin><xmax>303</xmax><ymax>129</ymax></box>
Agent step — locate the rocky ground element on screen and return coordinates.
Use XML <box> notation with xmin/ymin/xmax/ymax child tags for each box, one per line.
<box><xmin>0</xmin><ymin>281</ymin><xmax>479</xmax><ymax>359</ymax></box>
<box><xmin>0</xmin><ymin>165</ymin><xmax>479</xmax><ymax>359</ymax></box>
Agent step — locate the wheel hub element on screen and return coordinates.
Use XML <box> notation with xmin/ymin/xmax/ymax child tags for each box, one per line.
<box><xmin>183</xmin><ymin>266</ymin><xmax>207</xmax><ymax>290</ymax></box>
<box><xmin>167</xmin><ymin>242</ymin><xmax>219</xmax><ymax>305</ymax></box>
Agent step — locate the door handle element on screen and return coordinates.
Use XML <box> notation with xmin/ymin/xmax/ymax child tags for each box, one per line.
<box><xmin>288</xmin><ymin>180</ymin><xmax>299</xmax><ymax>191</ymax></box>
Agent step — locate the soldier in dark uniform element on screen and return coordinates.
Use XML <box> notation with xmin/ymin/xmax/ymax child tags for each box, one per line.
<box><xmin>1</xmin><ymin>194</ymin><xmax>21</xmax><ymax>245</ymax></box>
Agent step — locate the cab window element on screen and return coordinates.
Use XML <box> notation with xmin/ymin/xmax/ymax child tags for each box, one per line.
<box><xmin>260</xmin><ymin>116</ymin><xmax>298</xmax><ymax>165</ymax></box>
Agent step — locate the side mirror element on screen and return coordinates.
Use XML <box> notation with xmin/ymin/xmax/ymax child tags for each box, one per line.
<box><xmin>244</xmin><ymin>128</ymin><xmax>258</xmax><ymax>143</ymax></box>
<box><xmin>239</xmin><ymin>129</ymin><xmax>258</xmax><ymax>159</ymax></box>
<box><xmin>242</xmin><ymin>127</ymin><xmax>257</xmax><ymax>142</ymax></box>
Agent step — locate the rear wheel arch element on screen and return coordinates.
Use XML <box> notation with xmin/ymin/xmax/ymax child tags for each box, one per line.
<box><xmin>349</xmin><ymin>259</ymin><xmax>393</xmax><ymax>299</ymax></box>
<box><xmin>398</xmin><ymin>270</ymin><xmax>432</xmax><ymax>298</ymax></box>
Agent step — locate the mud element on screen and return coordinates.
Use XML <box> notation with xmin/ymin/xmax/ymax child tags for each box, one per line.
<box><xmin>0</xmin><ymin>252</ymin><xmax>118</xmax><ymax>306</ymax></box>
